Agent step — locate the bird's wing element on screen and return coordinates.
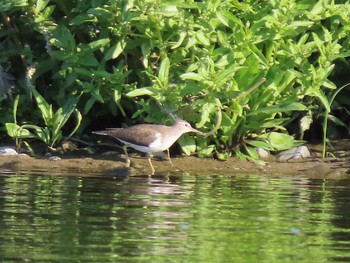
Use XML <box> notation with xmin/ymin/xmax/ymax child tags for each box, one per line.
<box><xmin>119</xmin><ymin>125</ymin><xmax>161</xmax><ymax>147</ymax></box>
<box><xmin>94</xmin><ymin>125</ymin><xmax>161</xmax><ymax>147</ymax></box>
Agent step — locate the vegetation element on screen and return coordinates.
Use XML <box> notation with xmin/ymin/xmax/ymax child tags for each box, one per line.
<box><xmin>1</xmin><ymin>0</ymin><xmax>350</xmax><ymax>159</ymax></box>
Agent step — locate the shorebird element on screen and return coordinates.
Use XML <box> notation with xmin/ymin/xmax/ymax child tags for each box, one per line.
<box><xmin>93</xmin><ymin>119</ymin><xmax>204</xmax><ymax>174</ymax></box>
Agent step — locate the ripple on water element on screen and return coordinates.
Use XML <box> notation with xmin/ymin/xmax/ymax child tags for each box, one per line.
<box><xmin>0</xmin><ymin>170</ymin><xmax>350</xmax><ymax>262</ymax></box>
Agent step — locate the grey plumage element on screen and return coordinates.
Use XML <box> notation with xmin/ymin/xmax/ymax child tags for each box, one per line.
<box><xmin>93</xmin><ymin>119</ymin><xmax>203</xmax><ymax>174</ymax></box>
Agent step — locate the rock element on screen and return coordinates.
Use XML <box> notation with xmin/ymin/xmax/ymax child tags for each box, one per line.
<box><xmin>255</xmin><ymin>148</ymin><xmax>270</xmax><ymax>158</ymax></box>
<box><xmin>18</xmin><ymin>153</ymin><xmax>30</xmax><ymax>158</ymax></box>
<box><xmin>0</xmin><ymin>146</ymin><xmax>18</xmax><ymax>156</ymax></box>
<box><xmin>277</xmin><ymin>146</ymin><xmax>311</xmax><ymax>161</ymax></box>
<box><xmin>62</xmin><ymin>141</ymin><xmax>78</xmax><ymax>152</ymax></box>
<box><xmin>49</xmin><ymin>156</ymin><xmax>61</xmax><ymax>161</ymax></box>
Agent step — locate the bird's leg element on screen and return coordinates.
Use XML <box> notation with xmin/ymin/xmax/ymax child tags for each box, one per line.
<box><xmin>122</xmin><ymin>145</ymin><xmax>131</xmax><ymax>167</ymax></box>
<box><xmin>166</xmin><ymin>148</ymin><xmax>173</xmax><ymax>166</ymax></box>
<box><xmin>148</xmin><ymin>157</ymin><xmax>155</xmax><ymax>175</ymax></box>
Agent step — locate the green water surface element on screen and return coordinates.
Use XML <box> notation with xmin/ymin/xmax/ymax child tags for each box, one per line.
<box><xmin>0</xmin><ymin>170</ymin><xmax>350</xmax><ymax>262</ymax></box>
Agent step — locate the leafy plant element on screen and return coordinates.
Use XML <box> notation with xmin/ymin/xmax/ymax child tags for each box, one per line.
<box><xmin>1</xmin><ymin>0</ymin><xmax>350</xmax><ymax>160</ymax></box>
<box><xmin>122</xmin><ymin>0</ymin><xmax>350</xmax><ymax>159</ymax></box>
<box><xmin>322</xmin><ymin>82</ymin><xmax>350</xmax><ymax>158</ymax></box>
<box><xmin>5</xmin><ymin>88</ymin><xmax>82</xmax><ymax>151</ymax></box>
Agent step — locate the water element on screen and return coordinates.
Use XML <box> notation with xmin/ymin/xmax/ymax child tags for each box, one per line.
<box><xmin>1</xmin><ymin>170</ymin><xmax>350</xmax><ymax>262</ymax></box>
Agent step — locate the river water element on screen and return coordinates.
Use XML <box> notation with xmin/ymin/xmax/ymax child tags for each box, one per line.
<box><xmin>0</xmin><ymin>169</ymin><xmax>350</xmax><ymax>262</ymax></box>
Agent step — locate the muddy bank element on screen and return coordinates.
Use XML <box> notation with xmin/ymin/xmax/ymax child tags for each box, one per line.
<box><xmin>0</xmin><ymin>141</ymin><xmax>349</xmax><ymax>178</ymax></box>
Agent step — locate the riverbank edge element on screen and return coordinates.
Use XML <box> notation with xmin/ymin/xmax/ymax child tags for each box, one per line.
<box><xmin>0</xmin><ymin>152</ymin><xmax>347</xmax><ymax>179</ymax></box>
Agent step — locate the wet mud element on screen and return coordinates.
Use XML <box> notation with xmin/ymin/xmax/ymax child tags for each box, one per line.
<box><xmin>0</xmin><ymin>140</ymin><xmax>349</xmax><ymax>178</ymax></box>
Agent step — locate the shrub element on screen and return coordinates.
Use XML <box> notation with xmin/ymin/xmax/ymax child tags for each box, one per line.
<box><xmin>1</xmin><ymin>0</ymin><xmax>350</xmax><ymax>158</ymax></box>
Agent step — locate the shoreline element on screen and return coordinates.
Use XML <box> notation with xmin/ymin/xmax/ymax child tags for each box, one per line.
<box><xmin>0</xmin><ymin>152</ymin><xmax>347</xmax><ymax>179</ymax></box>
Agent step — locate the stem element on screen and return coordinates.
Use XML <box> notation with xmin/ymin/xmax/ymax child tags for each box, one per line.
<box><xmin>322</xmin><ymin>82</ymin><xmax>350</xmax><ymax>158</ymax></box>
<box><xmin>202</xmin><ymin>98</ymin><xmax>222</xmax><ymax>137</ymax></box>
<box><xmin>236</xmin><ymin>77</ymin><xmax>266</xmax><ymax>100</ymax></box>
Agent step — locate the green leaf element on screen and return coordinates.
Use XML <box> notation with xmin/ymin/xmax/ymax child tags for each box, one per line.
<box><xmin>74</xmin><ymin>67</ymin><xmax>92</xmax><ymax>76</ymax></box>
<box><xmin>288</xmin><ymin>21</ymin><xmax>314</xmax><ymax>28</ymax></box>
<box><xmin>5</xmin><ymin>123</ymin><xmax>34</xmax><ymax>138</ymax></box>
<box><xmin>92</xmin><ymin>88</ymin><xmax>104</xmax><ymax>103</ymax></box>
<box><xmin>50</xmin><ymin>50</ymin><xmax>77</xmax><ymax>62</ymax></box>
<box><xmin>52</xmin><ymin>107</ymin><xmax>63</xmax><ymax>129</ymax></box>
<box><xmin>328</xmin><ymin>114</ymin><xmax>349</xmax><ymax>129</ymax></box>
<box><xmin>104</xmin><ymin>40</ymin><xmax>126</xmax><ymax>61</ymax></box>
<box><xmin>180</xmin><ymin>72</ymin><xmax>205</xmax><ymax>81</ymax></box>
<box><xmin>185</xmin><ymin>36</ymin><xmax>197</xmax><ymax>49</ymax></box>
<box><xmin>246</xmin><ymin>118</ymin><xmax>290</xmax><ymax>130</ymax></box>
<box><xmin>126</xmin><ymin>87</ymin><xmax>154</xmax><ymax>97</ymax></box>
<box><xmin>141</xmin><ymin>42</ymin><xmax>151</xmax><ymax>67</ymax></box>
<box><xmin>198</xmin><ymin>102</ymin><xmax>217</xmax><ymax>128</ymax></box>
<box><xmin>35</xmin><ymin>5</ymin><xmax>54</xmax><ymax>22</ymax></box>
<box><xmin>65</xmin><ymin>109</ymin><xmax>82</xmax><ymax>141</ymax></box>
<box><xmin>249</xmin><ymin>43</ymin><xmax>267</xmax><ymax>66</ymax></box>
<box><xmin>84</xmin><ymin>97</ymin><xmax>96</xmax><ymax>114</ymax></box>
<box><xmin>158</xmin><ymin>57</ymin><xmax>170</xmax><ymax>87</ymax></box>
<box><xmin>113</xmin><ymin>90</ymin><xmax>126</xmax><ymax>116</ymax></box>
<box><xmin>235</xmin><ymin>151</ymin><xmax>247</xmax><ymax>160</ymax></box>
<box><xmin>195</xmin><ymin>31</ymin><xmax>210</xmax><ymax>46</ymax></box>
<box><xmin>171</xmin><ymin>31</ymin><xmax>187</xmax><ymax>49</ymax></box>
<box><xmin>32</xmin><ymin>88</ymin><xmax>52</xmax><ymax>126</ymax></box>
<box><xmin>244</xmin><ymin>145</ymin><xmax>259</xmax><ymax>159</ymax></box>
<box><xmin>246</xmin><ymin>140</ymin><xmax>274</xmax><ymax>151</ymax></box>
<box><xmin>178</xmin><ymin>135</ymin><xmax>196</xmax><ymax>155</ymax></box>
<box><xmin>247</xmin><ymin>102</ymin><xmax>307</xmax><ymax>116</ymax></box>
<box><xmin>0</xmin><ymin>0</ymin><xmax>27</xmax><ymax>12</ymax></box>
<box><xmin>259</xmin><ymin>132</ymin><xmax>305</xmax><ymax>151</ymax></box>
<box><xmin>217</xmin><ymin>151</ymin><xmax>231</xmax><ymax>161</ymax></box>
<box><xmin>308</xmin><ymin>90</ymin><xmax>330</xmax><ymax>112</ymax></box>
<box><xmin>22</xmin><ymin>124</ymin><xmax>50</xmax><ymax>143</ymax></box>
<box><xmin>87</xmin><ymin>7</ymin><xmax>113</xmax><ymax>20</ymax></box>
<box><xmin>70</xmin><ymin>13</ymin><xmax>94</xmax><ymax>25</ymax></box>
<box><xmin>50</xmin><ymin>25</ymin><xmax>75</xmax><ymax>50</ymax></box>
<box><xmin>13</xmin><ymin>95</ymin><xmax>19</xmax><ymax>124</ymax></box>
<box><xmin>35</xmin><ymin>0</ymin><xmax>49</xmax><ymax>14</ymax></box>
<box><xmin>216</xmin><ymin>10</ymin><xmax>243</xmax><ymax>27</ymax></box>
<box><xmin>78</xmin><ymin>51</ymin><xmax>99</xmax><ymax>67</ymax></box>
<box><xmin>312</xmin><ymin>32</ymin><xmax>324</xmax><ymax>52</ymax></box>
<box><xmin>323</xmin><ymin>78</ymin><xmax>337</xmax><ymax>90</ymax></box>
<box><xmin>88</xmin><ymin>38</ymin><xmax>110</xmax><ymax>51</ymax></box>
<box><xmin>155</xmin><ymin>5</ymin><xmax>179</xmax><ymax>17</ymax></box>
<box><xmin>217</xmin><ymin>30</ymin><xmax>228</xmax><ymax>46</ymax></box>
<box><xmin>51</xmin><ymin>95</ymin><xmax>80</xmax><ymax>146</ymax></box>
<box><xmin>34</xmin><ymin>127</ymin><xmax>50</xmax><ymax>143</ymax></box>
<box><xmin>198</xmin><ymin>145</ymin><xmax>215</xmax><ymax>158</ymax></box>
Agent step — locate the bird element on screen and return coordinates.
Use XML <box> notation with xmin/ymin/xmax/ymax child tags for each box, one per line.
<box><xmin>93</xmin><ymin>119</ymin><xmax>204</xmax><ymax>174</ymax></box>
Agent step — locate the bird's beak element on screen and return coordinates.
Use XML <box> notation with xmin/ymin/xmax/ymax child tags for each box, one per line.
<box><xmin>190</xmin><ymin>127</ymin><xmax>205</xmax><ymax>136</ymax></box>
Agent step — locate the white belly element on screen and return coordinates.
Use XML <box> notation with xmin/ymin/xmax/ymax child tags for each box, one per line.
<box><xmin>118</xmin><ymin>132</ymin><xmax>181</xmax><ymax>153</ymax></box>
